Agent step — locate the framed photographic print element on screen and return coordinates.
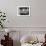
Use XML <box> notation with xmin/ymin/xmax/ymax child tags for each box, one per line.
<box><xmin>17</xmin><ymin>6</ymin><xmax>30</xmax><ymax>16</ymax></box>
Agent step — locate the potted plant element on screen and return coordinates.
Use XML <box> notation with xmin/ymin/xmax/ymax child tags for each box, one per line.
<box><xmin>0</xmin><ymin>10</ymin><xmax>6</xmax><ymax>29</ymax></box>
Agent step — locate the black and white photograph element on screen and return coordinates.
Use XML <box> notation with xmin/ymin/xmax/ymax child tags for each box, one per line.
<box><xmin>17</xmin><ymin>6</ymin><xmax>30</xmax><ymax>16</ymax></box>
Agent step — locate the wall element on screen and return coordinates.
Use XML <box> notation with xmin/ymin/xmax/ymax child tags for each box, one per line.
<box><xmin>0</xmin><ymin>0</ymin><xmax>46</xmax><ymax>27</ymax></box>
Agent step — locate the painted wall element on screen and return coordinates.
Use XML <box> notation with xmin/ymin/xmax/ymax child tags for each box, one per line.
<box><xmin>0</xmin><ymin>0</ymin><xmax>46</xmax><ymax>27</ymax></box>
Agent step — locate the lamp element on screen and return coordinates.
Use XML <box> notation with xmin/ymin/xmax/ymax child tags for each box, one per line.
<box><xmin>5</xmin><ymin>29</ymin><xmax>9</xmax><ymax>33</ymax></box>
<box><xmin>5</xmin><ymin>29</ymin><xmax>10</xmax><ymax>37</ymax></box>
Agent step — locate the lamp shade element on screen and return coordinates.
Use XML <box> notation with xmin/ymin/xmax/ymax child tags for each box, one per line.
<box><xmin>5</xmin><ymin>29</ymin><xmax>10</xmax><ymax>33</ymax></box>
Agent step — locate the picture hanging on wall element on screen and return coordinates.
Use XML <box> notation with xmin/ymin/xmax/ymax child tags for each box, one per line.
<box><xmin>17</xmin><ymin>6</ymin><xmax>30</xmax><ymax>16</ymax></box>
